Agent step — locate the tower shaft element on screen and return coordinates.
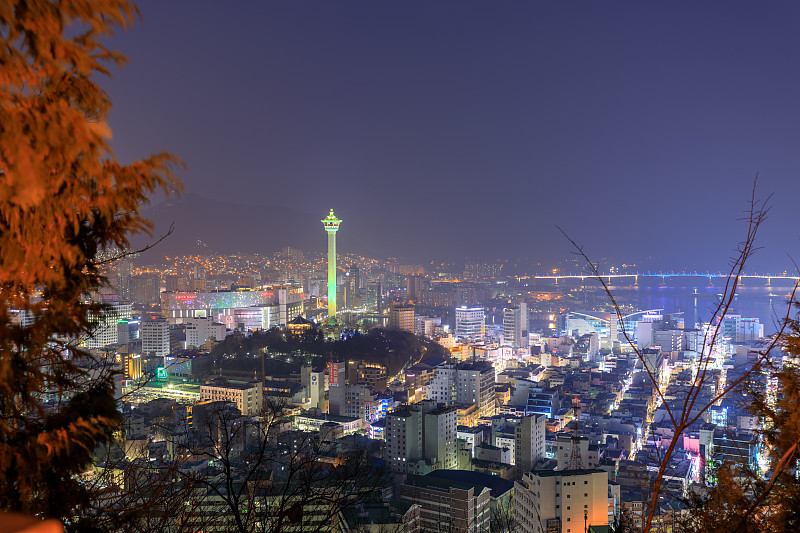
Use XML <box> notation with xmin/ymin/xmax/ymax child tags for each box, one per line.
<box><xmin>327</xmin><ymin>230</ymin><xmax>337</xmax><ymax>317</ymax></box>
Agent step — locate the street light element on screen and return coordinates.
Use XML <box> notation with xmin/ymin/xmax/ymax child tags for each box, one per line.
<box><xmin>584</xmin><ymin>509</ymin><xmax>588</xmax><ymax>533</ymax></box>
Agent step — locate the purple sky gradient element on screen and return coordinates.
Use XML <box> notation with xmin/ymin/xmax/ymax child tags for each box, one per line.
<box><xmin>103</xmin><ymin>2</ymin><xmax>800</xmax><ymax>271</ymax></box>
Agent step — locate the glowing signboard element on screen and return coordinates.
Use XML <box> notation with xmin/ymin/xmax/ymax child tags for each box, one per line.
<box><xmin>156</xmin><ymin>367</ymin><xmax>168</xmax><ymax>379</ymax></box>
<box><xmin>327</xmin><ymin>362</ymin><xmax>340</xmax><ymax>387</ymax></box>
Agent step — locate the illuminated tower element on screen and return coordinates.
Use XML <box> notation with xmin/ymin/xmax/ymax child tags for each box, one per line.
<box><xmin>321</xmin><ymin>209</ymin><xmax>342</xmax><ymax>318</ymax></box>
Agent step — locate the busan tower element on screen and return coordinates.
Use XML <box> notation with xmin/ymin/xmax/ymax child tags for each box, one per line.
<box><xmin>321</xmin><ymin>209</ymin><xmax>342</xmax><ymax>319</ymax></box>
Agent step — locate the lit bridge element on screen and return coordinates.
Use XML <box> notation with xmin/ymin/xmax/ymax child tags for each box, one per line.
<box><xmin>532</xmin><ymin>273</ymin><xmax>800</xmax><ymax>285</ymax></box>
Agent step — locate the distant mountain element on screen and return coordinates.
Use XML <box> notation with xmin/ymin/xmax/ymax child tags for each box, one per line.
<box><xmin>129</xmin><ymin>194</ymin><xmax>322</xmax><ymax>260</ymax></box>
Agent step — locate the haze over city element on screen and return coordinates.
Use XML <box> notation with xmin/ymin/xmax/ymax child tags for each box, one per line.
<box><xmin>107</xmin><ymin>2</ymin><xmax>800</xmax><ymax>271</ymax></box>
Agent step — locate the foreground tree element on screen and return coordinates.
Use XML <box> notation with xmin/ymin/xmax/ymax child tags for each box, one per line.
<box><xmin>680</xmin><ymin>307</ymin><xmax>800</xmax><ymax>533</ymax></box>
<box><xmin>0</xmin><ymin>0</ymin><xmax>180</xmax><ymax>524</ymax></box>
<box><xmin>564</xmin><ymin>184</ymin><xmax>798</xmax><ymax>532</ymax></box>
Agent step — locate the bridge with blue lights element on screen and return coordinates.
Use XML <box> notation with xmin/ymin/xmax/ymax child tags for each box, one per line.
<box><xmin>532</xmin><ymin>273</ymin><xmax>800</xmax><ymax>285</ymax></box>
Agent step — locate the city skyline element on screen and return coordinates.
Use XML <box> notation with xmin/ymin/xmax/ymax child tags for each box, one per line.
<box><xmin>107</xmin><ymin>2</ymin><xmax>800</xmax><ymax>271</ymax></box>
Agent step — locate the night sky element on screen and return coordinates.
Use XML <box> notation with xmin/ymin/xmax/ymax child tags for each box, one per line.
<box><xmin>104</xmin><ymin>2</ymin><xmax>800</xmax><ymax>272</ymax></box>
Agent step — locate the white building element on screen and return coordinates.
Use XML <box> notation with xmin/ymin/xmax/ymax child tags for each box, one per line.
<box><xmin>503</xmin><ymin>303</ymin><xmax>529</xmax><ymax>350</ymax></box>
<box><xmin>514</xmin><ymin>469</ymin><xmax>610</xmax><ymax>533</ymax></box>
<box><xmin>83</xmin><ymin>302</ymin><xmax>132</xmax><ymax>348</ymax></box>
<box><xmin>455</xmin><ymin>306</ymin><xmax>485</xmax><ymax>340</ymax></box>
<box><xmin>141</xmin><ymin>315</ymin><xmax>170</xmax><ymax>358</ymax></box>
<box><xmin>184</xmin><ymin>316</ymin><xmax>226</xmax><ymax>348</ymax></box>
<box><xmin>720</xmin><ymin>315</ymin><xmax>764</xmax><ymax>342</ymax></box>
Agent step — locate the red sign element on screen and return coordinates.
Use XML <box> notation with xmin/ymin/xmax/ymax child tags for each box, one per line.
<box><xmin>328</xmin><ymin>362</ymin><xmax>340</xmax><ymax>387</ymax></box>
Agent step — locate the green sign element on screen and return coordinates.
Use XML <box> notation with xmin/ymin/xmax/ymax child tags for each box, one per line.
<box><xmin>156</xmin><ymin>367</ymin><xmax>168</xmax><ymax>379</ymax></box>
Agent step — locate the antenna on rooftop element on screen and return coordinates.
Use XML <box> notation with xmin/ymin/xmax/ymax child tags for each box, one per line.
<box><xmin>567</xmin><ymin>397</ymin><xmax>583</xmax><ymax>470</ymax></box>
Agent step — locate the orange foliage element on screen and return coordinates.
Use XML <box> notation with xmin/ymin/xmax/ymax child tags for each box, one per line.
<box><xmin>0</xmin><ymin>0</ymin><xmax>182</xmax><ymax>519</ymax></box>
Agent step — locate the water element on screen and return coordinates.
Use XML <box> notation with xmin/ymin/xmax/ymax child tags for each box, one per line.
<box><xmin>608</xmin><ymin>281</ymin><xmax>797</xmax><ymax>335</ymax></box>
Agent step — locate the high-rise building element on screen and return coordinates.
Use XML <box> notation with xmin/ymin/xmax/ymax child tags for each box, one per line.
<box><xmin>343</xmin><ymin>383</ymin><xmax>372</xmax><ymax>420</ymax></box>
<box><xmin>426</xmin><ymin>362</ymin><xmax>496</xmax><ymax>418</ymax></box>
<box><xmin>515</xmin><ymin>414</ymin><xmax>547</xmax><ymax>474</ymax></box>
<box><xmin>504</xmin><ymin>303</ymin><xmax>529</xmax><ymax>350</ymax></box>
<box><xmin>327</xmin><ymin>361</ymin><xmax>347</xmax><ymax>416</ymax></box>
<box><xmin>350</xmin><ymin>263</ymin><xmax>360</xmax><ymax>295</ymax></box>
<box><xmin>116</xmin><ymin>259</ymin><xmax>133</xmax><ymax>300</ymax></box>
<box><xmin>514</xmin><ymin>469</ymin><xmax>610</xmax><ymax>533</ymax></box>
<box><xmin>385</xmin><ymin>401</ymin><xmax>458</xmax><ymax>474</ymax></box>
<box><xmin>141</xmin><ymin>315</ymin><xmax>170</xmax><ymax>358</ymax></box>
<box><xmin>455</xmin><ymin>306</ymin><xmax>485</xmax><ymax>340</ymax></box>
<box><xmin>277</xmin><ymin>284</ymin><xmax>304</xmax><ymax>324</ymax></box>
<box><xmin>406</xmin><ymin>275</ymin><xmax>425</xmax><ymax>302</ymax></box>
<box><xmin>389</xmin><ymin>303</ymin><xmax>415</xmax><ymax>333</ymax></box>
<box><xmin>321</xmin><ymin>209</ymin><xmax>342</xmax><ymax>319</ymax></box>
<box><xmin>131</xmin><ymin>273</ymin><xmax>161</xmax><ymax>307</ymax></box>
<box><xmin>343</xmin><ymin>267</ymin><xmax>359</xmax><ymax>310</ymax></box>
<box><xmin>365</xmin><ymin>282</ymin><xmax>382</xmax><ymax>312</ymax></box>
<box><xmin>83</xmin><ymin>301</ymin><xmax>132</xmax><ymax>349</ymax></box>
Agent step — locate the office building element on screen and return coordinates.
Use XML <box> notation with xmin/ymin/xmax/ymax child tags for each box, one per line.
<box><xmin>83</xmin><ymin>301</ymin><xmax>132</xmax><ymax>349</ymax></box>
<box><xmin>504</xmin><ymin>303</ymin><xmax>529</xmax><ymax>350</ymax></box>
<box><xmin>141</xmin><ymin>315</ymin><xmax>170</xmax><ymax>358</ymax></box>
<box><xmin>455</xmin><ymin>306</ymin><xmax>485</xmax><ymax>340</ymax></box>
<box><xmin>389</xmin><ymin>303</ymin><xmax>415</xmax><ymax>333</ymax></box>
